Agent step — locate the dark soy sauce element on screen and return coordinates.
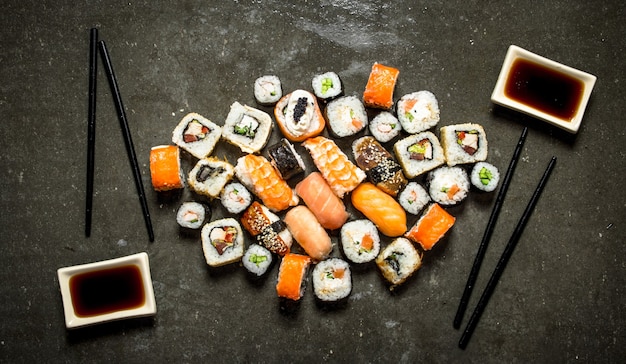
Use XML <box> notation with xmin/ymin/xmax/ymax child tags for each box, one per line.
<box><xmin>505</xmin><ymin>58</ymin><xmax>584</xmax><ymax>121</ymax></box>
<box><xmin>69</xmin><ymin>265</ymin><xmax>145</xmax><ymax>317</ymax></box>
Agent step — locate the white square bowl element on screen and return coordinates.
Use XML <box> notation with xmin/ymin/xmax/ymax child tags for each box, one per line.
<box><xmin>491</xmin><ymin>45</ymin><xmax>596</xmax><ymax>134</ymax></box>
<box><xmin>57</xmin><ymin>252</ymin><xmax>157</xmax><ymax>329</ymax></box>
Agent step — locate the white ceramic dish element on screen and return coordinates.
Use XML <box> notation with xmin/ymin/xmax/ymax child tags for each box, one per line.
<box><xmin>491</xmin><ymin>45</ymin><xmax>596</xmax><ymax>134</ymax></box>
<box><xmin>57</xmin><ymin>252</ymin><xmax>156</xmax><ymax>329</ymax></box>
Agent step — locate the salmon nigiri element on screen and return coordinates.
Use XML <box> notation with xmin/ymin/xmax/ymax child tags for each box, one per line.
<box><xmin>234</xmin><ymin>154</ymin><xmax>298</xmax><ymax>212</ymax></box>
<box><xmin>302</xmin><ymin>136</ymin><xmax>366</xmax><ymax>198</ymax></box>
<box><xmin>295</xmin><ymin>172</ymin><xmax>349</xmax><ymax>230</ymax></box>
<box><xmin>284</xmin><ymin>206</ymin><xmax>332</xmax><ymax>261</ymax></box>
<box><xmin>351</xmin><ymin>182</ymin><xmax>407</xmax><ymax>237</ymax></box>
<box><xmin>363</xmin><ymin>62</ymin><xmax>399</xmax><ymax>110</ymax></box>
<box><xmin>405</xmin><ymin>203</ymin><xmax>455</xmax><ymax>251</ymax></box>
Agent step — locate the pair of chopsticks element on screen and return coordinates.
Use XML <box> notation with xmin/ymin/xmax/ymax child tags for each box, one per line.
<box><xmin>84</xmin><ymin>28</ymin><xmax>154</xmax><ymax>242</ymax></box>
<box><xmin>453</xmin><ymin>126</ymin><xmax>556</xmax><ymax>349</ymax></box>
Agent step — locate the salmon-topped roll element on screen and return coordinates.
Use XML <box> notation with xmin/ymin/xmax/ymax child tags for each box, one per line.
<box><xmin>363</xmin><ymin>63</ymin><xmax>399</xmax><ymax>110</ymax></box>
<box><xmin>234</xmin><ymin>154</ymin><xmax>299</xmax><ymax>212</ymax></box>
<box><xmin>302</xmin><ymin>136</ymin><xmax>366</xmax><ymax>198</ymax></box>
<box><xmin>276</xmin><ymin>253</ymin><xmax>312</xmax><ymax>301</ymax></box>
<box><xmin>295</xmin><ymin>172</ymin><xmax>349</xmax><ymax>230</ymax></box>
<box><xmin>274</xmin><ymin>89</ymin><xmax>326</xmax><ymax>142</ymax></box>
<box><xmin>405</xmin><ymin>203</ymin><xmax>455</xmax><ymax>251</ymax></box>
<box><xmin>149</xmin><ymin>145</ymin><xmax>184</xmax><ymax>191</ymax></box>
<box><xmin>351</xmin><ymin>182</ymin><xmax>407</xmax><ymax>237</ymax></box>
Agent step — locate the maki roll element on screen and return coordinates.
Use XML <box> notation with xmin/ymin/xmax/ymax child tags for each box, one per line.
<box><xmin>376</xmin><ymin>237</ymin><xmax>422</xmax><ymax>289</ymax></box>
<box><xmin>276</xmin><ymin>253</ymin><xmax>312</xmax><ymax>301</ymax></box>
<box><xmin>325</xmin><ymin>95</ymin><xmax>368</xmax><ymax>138</ymax></box>
<box><xmin>369</xmin><ymin>111</ymin><xmax>402</xmax><ymax>143</ymax></box>
<box><xmin>201</xmin><ymin>218</ymin><xmax>245</xmax><ymax>267</ymax></box>
<box><xmin>149</xmin><ymin>145</ymin><xmax>184</xmax><ymax>192</ymax></box>
<box><xmin>242</xmin><ymin>244</ymin><xmax>273</xmax><ymax>277</ymax></box>
<box><xmin>221</xmin><ymin>102</ymin><xmax>273</xmax><ymax>154</ymax></box>
<box><xmin>266</xmin><ymin>138</ymin><xmax>305</xmax><ymax>181</ymax></box>
<box><xmin>172</xmin><ymin>113</ymin><xmax>221</xmax><ymax>159</ymax></box>
<box><xmin>311</xmin><ymin>71</ymin><xmax>343</xmax><ymax>101</ymax></box>
<box><xmin>188</xmin><ymin>157</ymin><xmax>234</xmax><ymax>199</ymax></box>
<box><xmin>352</xmin><ymin>136</ymin><xmax>407</xmax><ymax>197</ymax></box>
<box><xmin>312</xmin><ymin>258</ymin><xmax>352</xmax><ymax>303</ymax></box>
<box><xmin>398</xmin><ymin>182</ymin><xmax>431</xmax><ymax>215</ymax></box>
<box><xmin>363</xmin><ymin>62</ymin><xmax>399</xmax><ymax>110</ymax></box>
<box><xmin>220</xmin><ymin>182</ymin><xmax>253</xmax><ymax>214</ymax></box>
<box><xmin>340</xmin><ymin>219</ymin><xmax>380</xmax><ymax>264</ymax></box>
<box><xmin>440</xmin><ymin>123</ymin><xmax>489</xmax><ymax>166</ymax></box>
<box><xmin>427</xmin><ymin>166</ymin><xmax>470</xmax><ymax>206</ymax></box>
<box><xmin>394</xmin><ymin>131</ymin><xmax>445</xmax><ymax>179</ymax></box>
<box><xmin>470</xmin><ymin>162</ymin><xmax>500</xmax><ymax>192</ymax></box>
<box><xmin>241</xmin><ymin>201</ymin><xmax>293</xmax><ymax>256</ymax></box>
<box><xmin>254</xmin><ymin>75</ymin><xmax>282</xmax><ymax>105</ymax></box>
<box><xmin>405</xmin><ymin>203</ymin><xmax>455</xmax><ymax>251</ymax></box>
<box><xmin>176</xmin><ymin>202</ymin><xmax>208</xmax><ymax>230</ymax></box>
<box><xmin>396</xmin><ymin>91</ymin><xmax>440</xmax><ymax>134</ymax></box>
<box><xmin>274</xmin><ymin>89</ymin><xmax>325</xmax><ymax>142</ymax></box>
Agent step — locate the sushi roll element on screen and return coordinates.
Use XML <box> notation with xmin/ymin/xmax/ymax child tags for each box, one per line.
<box><xmin>394</xmin><ymin>131</ymin><xmax>446</xmax><ymax>179</ymax></box>
<box><xmin>149</xmin><ymin>145</ymin><xmax>184</xmax><ymax>191</ymax></box>
<box><xmin>295</xmin><ymin>172</ymin><xmax>349</xmax><ymax>231</ymax></box>
<box><xmin>274</xmin><ymin>89</ymin><xmax>325</xmax><ymax>142</ymax></box>
<box><xmin>220</xmin><ymin>182</ymin><xmax>253</xmax><ymax>214</ymax></box>
<box><xmin>324</xmin><ymin>95</ymin><xmax>368</xmax><ymax>138</ymax></box>
<box><xmin>352</xmin><ymin>136</ymin><xmax>407</xmax><ymax>197</ymax></box>
<box><xmin>242</xmin><ymin>244</ymin><xmax>273</xmax><ymax>277</ymax></box>
<box><xmin>405</xmin><ymin>203</ymin><xmax>455</xmax><ymax>251</ymax></box>
<box><xmin>188</xmin><ymin>157</ymin><xmax>234</xmax><ymax>199</ymax></box>
<box><xmin>440</xmin><ymin>123</ymin><xmax>488</xmax><ymax>166</ymax></box>
<box><xmin>284</xmin><ymin>206</ymin><xmax>333</xmax><ymax>262</ymax></box>
<box><xmin>427</xmin><ymin>166</ymin><xmax>470</xmax><ymax>206</ymax></box>
<box><xmin>254</xmin><ymin>75</ymin><xmax>282</xmax><ymax>105</ymax></box>
<box><xmin>241</xmin><ymin>201</ymin><xmax>293</xmax><ymax>256</ymax></box>
<box><xmin>201</xmin><ymin>218</ymin><xmax>245</xmax><ymax>267</ymax></box>
<box><xmin>351</xmin><ymin>183</ymin><xmax>407</xmax><ymax>237</ymax></box>
<box><xmin>311</xmin><ymin>71</ymin><xmax>343</xmax><ymax>101</ymax></box>
<box><xmin>376</xmin><ymin>237</ymin><xmax>422</xmax><ymax>289</ymax></box>
<box><xmin>470</xmin><ymin>162</ymin><xmax>500</xmax><ymax>192</ymax></box>
<box><xmin>221</xmin><ymin>102</ymin><xmax>273</xmax><ymax>154</ymax></box>
<box><xmin>396</xmin><ymin>91</ymin><xmax>440</xmax><ymax>134</ymax></box>
<box><xmin>340</xmin><ymin>219</ymin><xmax>380</xmax><ymax>264</ymax></box>
<box><xmin>312</xmin><ymin>258</ymin><xmax>352</xmax><ymax>303</ymax></box>
<box><xmin>398</xmin><ymin>182</ymin><xmax>431</xmax><ymax>215</ymax></box>
<box><xmin>276</xmin><ymin>253</ymin><xmax>312</xmax><ymax>301</ymax></box>
<box><xmin>363</xmin><ymin>62</ymin><xmax>399</xmax><ymax>110</ymax></box>
<box><xmin>172</xmin><ymin>112</ymin><xmax>221</xmax><ymax>159</ymax></box>
<box><xmin>369</xmin><ymin>111</ymin><xmax>402</xmax><ymax>143</ymax></box>
<box><xmin>266</xmin><ymin>138</ymin><xmax>305</xmax><ymax>181</ymax></box>
<box><xmin>176</xmin><ymin>201</ymin><xmax>208</xmax><ymax>230</ymax></box>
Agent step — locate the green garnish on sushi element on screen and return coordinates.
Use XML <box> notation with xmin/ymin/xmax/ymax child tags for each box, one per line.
<box><xmin>249</xmin><ymin>254</ymin><xmax>268</xmax><ymax>267</ymax></box>
<box><xmin>479</xmin><ymin>166</ymin><xmax>493</xmax><ymax>185</ymax></box>
<box><xmin>321</xmin><ymin>78</ymin><xmax>333</xmax><ymax>94</ymax></box>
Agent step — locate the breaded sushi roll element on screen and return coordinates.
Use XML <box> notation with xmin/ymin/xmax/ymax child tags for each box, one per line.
<box><xmin>396</xmin><ymin>91</ymin><xmax>440</xmax><ymax>134</ymax></box>
<box><xmin>202</xmin><ymin>218</ymin><xmax>244</xmax><ymax>267</ymax></box>
<box><xmin>427</xmin><ymin>166</ymin><xmax>470</xmax><ymax>206</ymax></box>
<box><xmin>266</xmin><ymin>138</ymin><xmax>305</xmax><ymax>181</ymax></box>
<box><xmin>470</xmin><ymin>162</ymin><xmax>500</xmax><ymax>192</ymax></box>
<box><xmin>352</xmin><ymin>136</ymin><xmax>407</xmax><ymax>197</ymax></box>
<box><xmin>276</xmin><ymin>253</ymin><xmax>312</xmax><ymax>301</ymax></box>
<box><xmin>242</xmin><ymin>244</ymin><xmax>273</xmax><ymax>277</ymax></box>
<box><xmin>440</xmin><ymin>123</ymin><xmax>488</xmax><ymax>166</ymax></box>
<box><xmin>340</xmin><ymin>219</ymin><xmax>380</xmax><ymax>264</ymax></box>
<box><xmin>325</xmin><ymin>95</ymin><xmax>368</xmax><ymax>138</ymax></box>
<box><xmin>188</xmin><ymin>157</ymin><xmax>234</xmax><ymax>199</ymax></box>
<box><xmin>363</xmin><ymin>62</ymin><xmax>399</xmax><ymax>110</ymax></box>
<box><xmin>369</xmin><ymin>111</ymin><xmax>402</xmax><ymax>143</ymax></box>
<box><xmin>398</xmin><ymin>182</ymin><xmax>431</xmax><ymax>215</ymax></box>
<box><xmin>220</xmin><ymin>182</ymin><xmax>252</xmax><ymax>214</ymax></box>
<box><xmin>274</xmin><ymin>89</ymin><xmax>325</xmax><ymax>142</ymax></box>
<box><xmin>176</xmin><ymin>201</ymin><xmax>208</xmax><ymax>230</ymax></box>
<box><xmin>254</xmin><ymin>75</ymin><xmax>282</xmax><ymax>105</ymax></box>
<box><xmin>149</xmin><ymin>145</ymin><xmax>184</xmax><ymax>191</ymax></box>
<box><xmin>172</xmin><ymin>113</ymin><xmax>221</xmax><ymax>159</ymax></box>
<box><xmin>394</xmin><ymin>131</ymin><xmax>445</xmax><ymax>179</ymax></box>
<box><xmin>376</xmin><ymin>237</ymin><xmax>422</xmax><ymax>289</ymax></box>
<box><xmin>312</xmin><ymin>71</ymin><xmax>343</xmax><ymax>101</ymax></box>
<box><xmin>312</xmin><ymin>258</ymin><xmax>352</xmax><ymax>302</ymax></box>
<box><xmin>221</xmin><ymin>102</ymin><xmax>273</xmax><ymax>154</ymax></box>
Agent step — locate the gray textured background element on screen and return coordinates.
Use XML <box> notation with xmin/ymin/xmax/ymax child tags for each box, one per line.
<box><xmin>1</xmin><ymin>1</ymin><xmax>624</xmax><ymax>362</ymax></box>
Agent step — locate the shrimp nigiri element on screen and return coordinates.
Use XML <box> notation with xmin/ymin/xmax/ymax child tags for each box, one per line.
<box><xmin>234</xmin><ymin>154</ymin><xmax>298</xmax><ymax>212</ymax></box>
<box><xmin>351</xmin><ymin>182</ymin><xmax>407</xmax><ymax>237</ymax></box>
<box><xmin>295</xmin><ymin>172</ymin><xmax>349</xmax><ymax>230</ymax></box>
<box><xmin>284</xmin><ymin>206</ymin><xmax>332</xmax><ymax>261</ymax></box>
<box><xmin>302</xmin><ymin>136</ymin><xmax>366</xmax><ymax>198</ymax></box>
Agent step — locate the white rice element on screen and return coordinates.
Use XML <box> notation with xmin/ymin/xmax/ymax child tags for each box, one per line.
<box><xmin>188</xmin><ymin>157</ymin><xmax>234</xmax><ymax>199</ymax></box>
<box><xmin>398</xmin><ymin>182</ymin><xmax>431</xmax><ymax>215</ymax></box>
<box><xmin>220</xmin><ymin>182</ymin><xmax>252</xmax><ymax>214</ymax></box>
<box><xmin>440</xmin><ymin>123</ymin><xmax>488</xmax><ymax>166</ymax></box>
<box><xmin>369</xmin><ymin>111</ymin><xmax>402</xmax><ymax>143</ymax></box>
<box><xmin>171</xmin><ymin>112</ymin><xmax>222</xmax><ymax>159</ymax></box>
<box><xmin>242</xmin><ymin>244</ymin><xmax>273</xmax><ymax>276</ymax></box>
<box><xmin>396</xmin><ymin>91</ymin><xmax>440</xmax><ymax>134</ymax></box>
<box><xmin>393</xmin><ymin>131</ymin><xmax>445</xmax><ymax>179</ymax></box>
<box><xmin>375</xmin><ymin>237</ymin><xmax>422</xmax><ymax>288</ymax></box>
<box><xmin>470</xmin><ymin>162</ymin><xmax>500</xmax><ymax>192</ymax></box>
<box><xmin>325</xmin><ymin>95</ymin><xmax>368</xmax><ymax>138</ymax></box>
<box><xmin>427</xmin><ymin>166</ymin><xmax>470</xmax><ymax>206</ymax></box>
<box><xmin>201</xmin><ymin>218</ymin><xmax>244</xmax><ymax>267</ymax></box>
<box><xmin>254</xmin><ymin>75</ymin><xmax>282</xmax><ymax>105</ymax></box>
<box><xmin>221</xmin><ymin>102</ymin><xmax>273</xmax><ymax>154</ymax></box>
<box><xmin>312</xmin><ymin>71</ymin><xmax>343</xmax><ymax>100</ymax></box>
<box><xmin>340</xmin><ymin>219</ymin><xmax>380</xmax><ymax>264</ymax></box>
<box><xmin>176</xmin><ymin>202</ymin><xmax>206</xmax><ymax>229</ymax></box>
<box><xmin>312</xmin><ymin>258</ymin><xmax>352</xmax><ymax>302</ymax></box>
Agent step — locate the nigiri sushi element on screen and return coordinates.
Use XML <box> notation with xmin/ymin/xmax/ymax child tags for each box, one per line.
<box><xmin>284</xmin><ymin>205</ymin><xmax>333</xmax><ymax>261</ymax></box>
<box><xmin>295</xmin><ymin>172</ymin><xmax>349</xmax><ymax>230</ymax></box>
<box><xmin>302</xmin><ymin>136</ymin><xmax>366</xmax><ymax>198</ymax></box>
<box><xmin>405</xmin><ymin>203</ymin><xmax>455</xmax><ymax>251</ymax></box>
<box><xmin>234</xmin><ymin>154</ymin><xmax>298</xmax><ymax>212</ymax></box>
<box><xmin>363</xmin><ymin>62</ymin><xmax>399</xmax><ymax>110</ymax></box>
<box><xmin>276</xmin><ymin>253</ymin><xmax>312</xmax><ymax>301</ymax></box>
<box><xmin>274</xmin><ymin>89</ymin><xmax>326</xmax><ymax>142</ymax></box>
<box><xmin>351</xmin><ymin>182</ymin><xmax>407</xmax><ymax>237</ymax></box>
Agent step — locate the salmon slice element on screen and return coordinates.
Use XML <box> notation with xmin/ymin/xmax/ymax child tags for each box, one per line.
<box><xmin>284</xmin><ymin>206</ymin><xmax>332</xmax><ymax>261</ymax></box>
<box><xmin>149</xmin><ymin>145</ymin><xmax>183</xmax><ymax>191</ymax></box>
<box><xmin>351</xmin><ymin>182</ymin><xmax>407</xmax><ymax>237</ymax></box>
<box><xmin>276</xmin><ymin>253</ymin><xmax>312</xmax><ymax>301</ymax></box>
<box><xmin>295</xmin><ymin>172</ymin><xmax>349</xmax><ymax>230</ymax></box>
<box><xmin>234</xmin><ymin>154</ymin><xmax>298</xmax><ymax>212</ymax></box>
<box><xmin>363</xmin><ymin>63</ymin><xmax>400</xmax><ymax>110</ymax></box>
<box><xmin>302</xmin><ymin>136</ymin><xmax>366</xmax><ymax>198</ymax></box>
<box><xmin>405</xmin><ymin>203</ymin><xmax>455</xmax><ymax>250</ymax></box>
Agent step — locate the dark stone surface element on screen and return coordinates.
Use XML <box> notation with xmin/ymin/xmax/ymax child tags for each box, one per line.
<box><xmin>1</xmin><ymin>1</ymin><xmax>624</xmax><ymax>362</ymax></box>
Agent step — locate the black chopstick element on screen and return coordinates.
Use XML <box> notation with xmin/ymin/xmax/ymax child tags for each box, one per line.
<box><xmin>85</xmin><ymin>28</ymin><xmax>98</xmax><ymax>237</ymax></box>
<box><xmin>458</xmin><ymin>156</ymin><xmax>557</xmax><ymax>350</ymax></box>
<box><xmin>98</xmin><ymin>40</ymin><xmax>155</xmax><ymax>242</ymax></box>
<box><xmin>453</xmin><ymin>126</ymin><xmax>528</xmax><ymax>329</ymax></box>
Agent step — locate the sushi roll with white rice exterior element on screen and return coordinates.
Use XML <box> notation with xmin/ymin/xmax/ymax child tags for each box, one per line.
<box><xmin>221</xmin><ymin>102</ymin><xmax>273</xmax><ymax>154</ymax></box>
<box><xmin>440</xmin><ymin>123</ymin><xmax>488</xmax><ymax>166</ymax></box>
<box><xmin>376</xmin><ymin>237</ymin><xmax>422</xmax><ymax>289</ymax></box>
<box><xmin>340</xmin><ymin>219</ymin><xmax>380</xmax><ymax>264</ymax></box>
<box><xmin>312</xmin><ymin>258</ymin><xmax>352</xmax><ymax>302</ymax></box>
<box><xmin>427</xmin><ymin>166</ymin><xmax>470</xmax><ymax>206</ymax></box>
<box><xmin>311</xmin><ymin>71</ymin><xmax>343</xmax><ymax>101</ymax></box>
<box><xmin>396</xmin><ymin>91</ymin><xmax>440</xmax><ymax>134</ymax></box>
<box><xmin>220</xmin><ymin>182</ymin><xmax>253</xmax><ymax>214</ymax></box>
<box><xmin>242</xmin><ymin>244</ymin><xmax>273</xmax><ymax>277</ymax></box>
<box><xmin>394</xmin><ymin>131</ymin><xmax>445</xmax><ymax>179</ymax></box>
<box><xmin>369</xmin><ymin>111</ymin><xmax>402</xmax><ymax>143</ymax></box>
<box><xmin>188</xmin><ymin>157</ymin><xmax>234</xmax><ymax>199</ymax></box>
<box><xmin>176</xmin><ymin>202</ymin><xmax>208</xmax><ymax>230</ymax></box>
<box><xmin>325</xmin><ymin>95</ymin><xmax>368</xmax><ymax>138</ymax></box>
<box><xmin>254</xmin><ymin>75</ymin><xmax>282</xmax><ymax>105</ymax></box>
<box><xmin>470</xmin><ymin>162</ymin><xmax>500</xmax><ymax>192</ymax></box>
<box><xmin>202</xmin><ymin>218</ymin><xmax>245</xmax><ymax>267</ymax></box>
<box><xmin>172</xmin><ymin>113</ymin><xmax>222</xmax><ymax>159</ymax></box>
<box><xmin>398</xmin><ymin>182</ymin><xmax>431</xmax><ymax>215</ymax></box>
